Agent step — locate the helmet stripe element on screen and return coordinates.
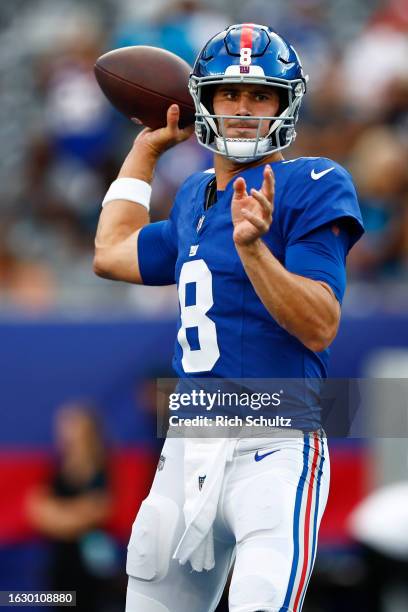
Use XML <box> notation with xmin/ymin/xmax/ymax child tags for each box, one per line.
<box><xmin>240</xmin><ymin>23</ymin><xmax>255</xmax><ymax>50</ymax></box>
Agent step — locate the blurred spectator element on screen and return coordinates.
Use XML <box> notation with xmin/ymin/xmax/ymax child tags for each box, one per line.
<box><xmin>347</xmin><ymin>127</ymin><xmax>408</xmax><ymax>278</ymax></box>
<box><xmin>0</xmin><ymin>237</ymin><xmax>56</xmax><ymax>312</ymax></box>
<box><xmin>292</xmin><ymin>50</ymin><xmax>364</xmax><ymax>162</ymax></box>
<box><xmin>28</xmin><ymin>19</ymin><xmax>117</xmax><ymax>235</ymax></box>
<box><xmin>112</xmin><ymin>0</ymin><xmax>231</xmax><ymax>65</ymax></box>
<box><xmin>340</xmin><ymin>0</ymin><xmax>408</xmax><ymax>118</ymax></box>
<box><xmin>4</xmin><ymin>6</ymin><xmax>130</xmax><ymax>311</ymax></box>
<box><xmin>26</xmin><ymin>403</ymin><xmax>120</xmax><ymax>612</ymax></box>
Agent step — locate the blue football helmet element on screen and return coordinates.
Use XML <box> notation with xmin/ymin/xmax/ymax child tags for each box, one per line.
<box><xmin>189</xmin><ymin>24</ymin><xmax>308</xmax><ymax>162</ymax></box>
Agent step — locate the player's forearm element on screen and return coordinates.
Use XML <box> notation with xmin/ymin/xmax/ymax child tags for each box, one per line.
<box><xmin>94</xmin><ymin>144</ymin><xmax>158</xmax><ymax>281</ymax></box>
<box><xmin>95</xmin><ymin>201</ymin><xmax>148</xmax><ymax>248</ymax></box>
<box><xmin>32</xmin><ymin>494</ymin><xmax>111</xmax><ymax>539</ymax></box>
<box><xmin>95</xmin><ymin>143</ymin><xmax>158</xmax><ymax>248</ymax></box>
<box><xmin>236</xmin><ymin>239</ymin><xmax>340</xmax><ymax>352</ymax></box>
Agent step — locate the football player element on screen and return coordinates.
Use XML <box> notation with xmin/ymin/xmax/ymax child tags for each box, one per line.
<box><xmin>94</xmin><ymin>24</ymin><xmax>364</xmax><ymax>612</ymax></box>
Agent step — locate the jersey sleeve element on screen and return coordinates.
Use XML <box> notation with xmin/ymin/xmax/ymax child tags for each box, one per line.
<box><xmin>285</xmin><ymin>221</ymin><xmax>350</xmax><ymax>304</ymax></box>
<box><xmin>137</xmin><ymin>219</ymin><xmax>177</xmax><ymax>285</ymax></box>
<box><xmin>137</xmin><ymin>171</ymin><xmax>210</xmax><ymax>286</ymax></box>
<box><xmin>280</xmin><ymin>159</ymin><xmax>364</xmax><ymax>248</ymax></box>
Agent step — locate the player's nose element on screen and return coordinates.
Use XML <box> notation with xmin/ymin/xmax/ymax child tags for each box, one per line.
<box><xmin>233</xmin><ymin>93</ymin><xmax>252</xmax><ymax>116</ymax></box>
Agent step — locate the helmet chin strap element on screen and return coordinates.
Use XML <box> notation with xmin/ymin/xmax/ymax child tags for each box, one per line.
<box><xmin>266</xmin><ymin>105</ymin><xmax>291</xmax><ymax>137</ymax></box>
<box><xmin>200</xmin><ymin>102</ymin><xmax>220</xmax><ymax>136</ymax></box>
<box><xmin>215</xmin><ymin>136</ymin><xmax>272</xmax><ymax>163</ymax></box>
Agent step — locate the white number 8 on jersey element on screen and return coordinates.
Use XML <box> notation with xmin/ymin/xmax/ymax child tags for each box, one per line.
<box><xmin>177</xmin><ymin>259</ymin><xmax>220</xmax><ymax>373</ymax></box>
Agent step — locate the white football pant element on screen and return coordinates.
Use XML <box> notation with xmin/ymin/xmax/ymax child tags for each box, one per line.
<box><xmin>126</xmin><ymin>431</ymin><xmax>329</xmax><ymax>612</ymax></box>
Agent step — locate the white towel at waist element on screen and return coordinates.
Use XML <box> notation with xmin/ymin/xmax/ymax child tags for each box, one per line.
<box><xmin>173</xmin><ymin>437</ymin><xmax>235</xmax><ymax>572</ymax></box>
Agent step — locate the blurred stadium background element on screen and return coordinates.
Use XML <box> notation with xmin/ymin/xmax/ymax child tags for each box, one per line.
<box><xmin>1</xmin><ymin>0</ymin><xmax>408</xmax><ymax>610</ymax></box>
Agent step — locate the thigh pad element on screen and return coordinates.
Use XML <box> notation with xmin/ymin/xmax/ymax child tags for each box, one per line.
<box><xmin>126</xmin><ymin>492</ymin><xmax>179</xmax><ymax>582</ymax></box>
<box><xmin>231</xmin><ymin>473</ymin><xmax>286</xmax><ymax>543</ymax></box>
<box><xmin>126</xmin><ymin>586</ymin><xmax>170</xmax><ymax>612</ymax></box>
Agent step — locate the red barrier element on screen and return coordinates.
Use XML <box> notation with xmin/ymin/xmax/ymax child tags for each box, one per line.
<box><xmin>0</xmin><ymin>445</ymin><xmax>369</xmax><ymax>546</ymax></box>
<box><xmin>320</xmin><ymin>444</ymin><xmax>372</xmax><ymax>545</ymax></box>
<box><xmin>0</xmin><ymin>448</ymin><xmax>158</xmax><ymax>544</ymax></box>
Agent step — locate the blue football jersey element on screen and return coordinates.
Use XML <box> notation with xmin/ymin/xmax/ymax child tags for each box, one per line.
<box><xmin>141</xmin><ymin>158</ymin><xmax>362</xmax><ymax>377</ymax></box>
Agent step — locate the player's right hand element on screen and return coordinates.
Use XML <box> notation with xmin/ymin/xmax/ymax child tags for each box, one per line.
<box><xmin>118</xmin><ymin>105</ymin><xmax>194</xmax><ymax>180</ymax></box>
<box><xmin>232</xmin><ymin>164</ymin><xmax>275</xmax><ymax>247</ymax></box>
<box><xmin>134</xmin><ymin>104</ymin><xmax>194</xmax><ymax>157</ymax></box>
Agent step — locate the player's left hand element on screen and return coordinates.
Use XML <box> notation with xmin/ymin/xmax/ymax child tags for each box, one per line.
<box><xmin>231</xmin><ymin>164</ymin><xmax>275</xmax><ymax>247</ymax></box>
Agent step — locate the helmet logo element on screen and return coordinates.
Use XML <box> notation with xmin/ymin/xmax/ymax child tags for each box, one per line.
<box><xmin>240</xmin><ymin>47</ymin><xmax>252</xmax><ymax>73</ymax></box>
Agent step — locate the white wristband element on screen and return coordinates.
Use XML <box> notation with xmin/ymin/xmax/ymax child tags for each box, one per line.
<box><xmin>102</xmin><ymin>178</ymin><xmax>152</xmax><ymax>210</ymax></box>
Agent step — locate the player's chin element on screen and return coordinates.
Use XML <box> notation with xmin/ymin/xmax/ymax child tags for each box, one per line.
<box><xmin>224</xmin><ymin>128</ymin><xmax>259</xmax><ymax>139</ymax></box>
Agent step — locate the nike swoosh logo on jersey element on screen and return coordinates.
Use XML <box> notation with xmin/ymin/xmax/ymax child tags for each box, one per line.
<box><xmin>254</xmin><ymin>449</ymin><xmax>280</xmax><ymax>462</ymax></box>
<box><xmin>311</xmin><ymin>167</ymin><xmax>335</xmax><ymax>180</ymax></box>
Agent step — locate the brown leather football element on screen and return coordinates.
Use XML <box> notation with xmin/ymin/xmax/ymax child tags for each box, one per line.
<box><xmin>94</xmin><ymin>46</ymin><xmax>196</xmax><ymax>129</ymax></box>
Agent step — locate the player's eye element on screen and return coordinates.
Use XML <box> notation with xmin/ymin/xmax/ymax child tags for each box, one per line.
<box><xmin>254</xmin><ymin>93</ymin><xmax>269</xmax><ymax>101</ymax></box>
<box><xmin>222</xmin><ymin>90</ymin><xmax>236</xmax><ymax>100</ymax></box>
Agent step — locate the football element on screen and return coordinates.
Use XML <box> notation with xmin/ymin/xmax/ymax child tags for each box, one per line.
<box><xmin>94</xmin><ymin>46</ymin><xmax>196</xmax><ymax>130</ymax></box>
